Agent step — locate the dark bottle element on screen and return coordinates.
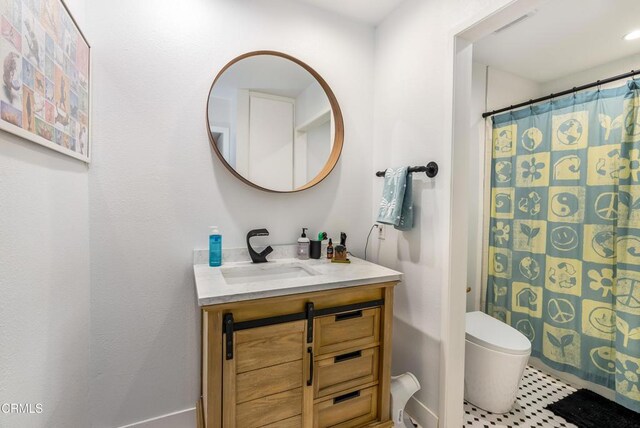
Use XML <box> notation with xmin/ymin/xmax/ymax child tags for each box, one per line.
<box><xmin>327</xmin><ymin>238</ymin><xmax>334</xmax><ymax>259</ymax></box>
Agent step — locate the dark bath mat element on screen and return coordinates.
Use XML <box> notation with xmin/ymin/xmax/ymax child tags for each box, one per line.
<box><xmin>545</xmin><ymin>388</ymin><xmax>640</xmax><ymax>428</ymax></box>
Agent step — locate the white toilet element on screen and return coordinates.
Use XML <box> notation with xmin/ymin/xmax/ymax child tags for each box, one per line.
<box><xmin>464</xmin><ymin>311</ymin><xmax>531</xmax><ymax>413</ymax></box>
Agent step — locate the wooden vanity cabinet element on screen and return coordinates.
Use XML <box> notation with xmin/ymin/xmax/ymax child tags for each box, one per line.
<box><xmin>197</xmin><ymin>281</ymin><xmax>398</xmax><ymax>428</ymax></box>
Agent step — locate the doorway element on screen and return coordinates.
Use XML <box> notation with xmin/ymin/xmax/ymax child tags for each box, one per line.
<box><xmin>449</xmin><ymin>0</ymin><xmax>640</xmax><ymax>426</ymax></box>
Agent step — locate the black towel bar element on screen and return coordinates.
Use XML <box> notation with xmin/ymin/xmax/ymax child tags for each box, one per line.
<box><xmin>375</xmin><ymin>161</ymin><xmax>438</xmax><ymax>178</ymax></box>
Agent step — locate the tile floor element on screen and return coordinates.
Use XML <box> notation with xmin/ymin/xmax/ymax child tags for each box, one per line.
<box><xmin>463</xmin><ymin>365</ymin><xmax>578</xmax><ymax>427</ymax></box>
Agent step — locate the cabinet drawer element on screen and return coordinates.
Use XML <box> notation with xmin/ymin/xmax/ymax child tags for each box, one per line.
<box><xmin>315</xmin><ymin>347</ymin><xmax>379</xmax><ymax>398</ymax></box>
<box><xmin>314</xmin><ymin>386</ymin><xmax>378</xmax><ymax>428</ymax></box>
<box><xmin>314</xmin><ymin>308</ymin><xmax>380</xmax><ymax>355</ymax></box>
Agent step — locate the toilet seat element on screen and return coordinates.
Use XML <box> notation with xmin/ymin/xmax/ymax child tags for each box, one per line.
<box><xmin>465</xmin><ymin>311</ymin><xmax>531</xmax><ymax>356</ymax></box>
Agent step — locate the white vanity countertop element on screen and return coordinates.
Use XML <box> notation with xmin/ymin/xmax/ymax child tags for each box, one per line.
<box><xmin>193</xmin><ymin>246</ymin><xmax>402</xmax><ymax>306</ymax></box>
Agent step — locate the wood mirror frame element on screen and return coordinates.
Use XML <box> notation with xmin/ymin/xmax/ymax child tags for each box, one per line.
<box><xmin>206</xmin><ymin>51</ymin><xmax>344</xmax><ymax>193</ymax></box>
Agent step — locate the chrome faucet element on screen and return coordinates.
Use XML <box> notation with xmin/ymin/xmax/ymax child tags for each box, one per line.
<box><xmin>247</xmin><ymin>228</ymin><xmax>273</xmax><ymax>263</ymax></box>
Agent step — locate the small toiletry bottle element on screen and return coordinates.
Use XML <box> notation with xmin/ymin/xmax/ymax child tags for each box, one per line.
<box><xmin>209</xmin><ymin>226</ymin><xmax>222</xmax><ymax>267</ymax></box>
<box><xmin>327</xmin><ymin>238</ymin><xmax>334</xmax><ymax>259</ymax></box>
<box><xmin>297</xmin><ymin>228</ymin><xmax>310</xmax><ymax>260</ymax></box>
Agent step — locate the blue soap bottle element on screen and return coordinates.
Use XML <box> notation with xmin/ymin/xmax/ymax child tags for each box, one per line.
<box><xmin>209</xmin><ymin>226</ymin><xmax>222</xmax><ymax>267</ymax></box>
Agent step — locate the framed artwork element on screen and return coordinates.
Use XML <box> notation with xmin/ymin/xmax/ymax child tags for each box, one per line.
<box><xmin>0</xmin><ymin>0</ymin><xmax>90</xmax><ymax>162</ymax></box>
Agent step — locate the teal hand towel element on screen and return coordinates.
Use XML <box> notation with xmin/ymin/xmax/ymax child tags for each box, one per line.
<box><xmin>377</xmin><ymin>167</ymin><xmax>414</xmax><ymax>231</ymax></box>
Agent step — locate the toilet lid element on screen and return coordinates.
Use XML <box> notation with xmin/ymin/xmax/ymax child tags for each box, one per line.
<box><xmin>465</xmin><ymin>311</ymin><xmax>531</xmax><ymax>355</ymax></box>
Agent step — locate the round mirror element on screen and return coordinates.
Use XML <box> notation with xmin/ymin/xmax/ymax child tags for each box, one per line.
<box><xmin>207</xmin><ymin>51</ymin><xmax>343</xmax><ymax>192</ymax></box>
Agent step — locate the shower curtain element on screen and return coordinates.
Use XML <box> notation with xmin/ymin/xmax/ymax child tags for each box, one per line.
<box><xmin>486</xmin><ymin>80</ymin><xmax>640</xmax><ymax>412</ymax></box>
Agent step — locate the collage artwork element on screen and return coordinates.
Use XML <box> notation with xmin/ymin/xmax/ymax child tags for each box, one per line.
<box><xmin>0</xmin><ymin>0</ymin><xmax>89</xmax><ymax>160</ymax></box>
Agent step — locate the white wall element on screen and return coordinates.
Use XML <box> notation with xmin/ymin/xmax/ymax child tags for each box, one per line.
<box><xmin>295</xmin><ymin>82</ymin><xmax>331</xmax><ymax>182</ymax></box>
<box><xmin>486</xmin><ymin>65</ymin><xmax>544</xmax><ymax>111</ymax></box>
<box><xmin>306</xmin><ymin>120</ymin><xmax>331</xmax><ymax>180</ymax></box>
<box><xmin>295</xmin><ymin>82</ymin><xmax>330</xmax><ymax>127</ymax></box>
<box><xmin>86</xmin><ymin>0</ymin><xmax>375</xmax><ymax>426</ymax></box>
<box><xmin>371</xmin><ymin>1</ymin><xmax>512</xmax><ymax>426</ymax></box>
<box><xmin>541</xmin><ymin>52</ymin><xmax>640</xmax><ymax>94</ymax></box>
<box><xmin>0</xmin><ymin>1</ymin><xmax>90</xmax><ymax>427</ymax></box>
<box><xmin>293</xmin><ymin>82</ymin><xmax>330</xmax><ymax>184</ymax></box>
<box><xmin>209</xmin><ymin>97</ymin><xmax>232</xmax><ymax>129</ymax></box>
<box><xmin>466</xmin><ymin>63</ymin><xmax>488</xmax><ymax>312</ymax></box>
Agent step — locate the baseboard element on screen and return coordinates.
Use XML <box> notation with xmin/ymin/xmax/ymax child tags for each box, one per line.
<box><xmin>119</xmin><ymin>399</ymin><xmax>433</xmax><ymax>428</ymax></box>
<box><xmin>118</xmin><ymin>407</ymin><xmax>196</xmax><ymax>428</ymax></box>
<box><xmin>405</xmin><ymin>396</ymin><xmax>439</xmax><ymax>428</ymax></box>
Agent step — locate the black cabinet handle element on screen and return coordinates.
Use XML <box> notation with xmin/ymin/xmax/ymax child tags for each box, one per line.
<box><xmin>334</xmin><ymin>350</ymin><xmax>362</xmax><ymax>364</ymax></box>
<box><xmin>306</xmin><ymin>302</ymin><xmax>314</xmax><ymax>343</ymax></box>
<box><xmin>335</xmin><ymin>310</ymin><xmax>363</xmax><ymax>322</ymax></box>
<box><xmin>333</xmin><ymin>390</ymin><xmax>360</xmax><ymax>405</ymax></box>
<box><xmin>307</xmin><ymin>347</ymin><xmax>314</xmax><ymax>386</ymax></box>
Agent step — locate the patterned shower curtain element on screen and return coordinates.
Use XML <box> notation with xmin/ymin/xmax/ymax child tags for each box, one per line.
<box><xmin>486</xmin><ymin>80</ymin><xmax>640</xmax><ymax>412</ymax></box>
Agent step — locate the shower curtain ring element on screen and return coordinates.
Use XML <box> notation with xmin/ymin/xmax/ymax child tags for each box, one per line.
<box><xmin>529</xmin><ymin>100</ymin><xmax>533</xmax><ymax>112</ymax></box>
<box><xmin>597</xmin><ymin>80</ymin><xmax>601</xmax><ymax>92</ymax></box>
<box><xmin>573</xmin><ymin>88</ymin><xmax>577</xmax><ymax>99</ymax></box>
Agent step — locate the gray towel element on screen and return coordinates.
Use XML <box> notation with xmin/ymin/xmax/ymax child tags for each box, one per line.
<box><xmin>377</xmin><ymin>167</ymin><xmax>413</xmax><ymax>231</ymax></box>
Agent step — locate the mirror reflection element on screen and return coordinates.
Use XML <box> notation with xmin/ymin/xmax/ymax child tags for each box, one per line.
<box><xmin>207</xmin><ymin>53</ymin><xmax>338</xmax><ymax>192</ymax></box>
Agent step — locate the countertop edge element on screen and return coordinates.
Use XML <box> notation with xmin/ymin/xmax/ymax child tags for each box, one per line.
<box><xmin>196</xmin><ymin>273</ymin><xmax>402</xmax><ymax>307</ymax></box>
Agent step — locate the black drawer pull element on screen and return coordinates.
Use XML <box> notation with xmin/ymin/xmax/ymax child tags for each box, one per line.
<box><xmin>334</xmin><ymin>350</ymin><xmax>362</xmax><ymax>363</ymax></box>
<box><xmin>307</xmin><ymin>347</ymin><xmax>314</xmax><ymax>386</ymax></box>
<box><xmin>335</xmin><ymin>310</ymin><xmax>363</xmax><ymax>322</ymax></box>
<box><xmin>333</xmin><ymin>390</ymin><xmax>361</xmax><ymax>405</ymax></box>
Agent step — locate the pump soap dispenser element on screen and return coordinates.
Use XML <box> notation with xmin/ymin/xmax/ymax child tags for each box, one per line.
<box><xmin>297</xmin><ymin>228</ymin><xmax>310</xmax><ymax>260</ymax></box>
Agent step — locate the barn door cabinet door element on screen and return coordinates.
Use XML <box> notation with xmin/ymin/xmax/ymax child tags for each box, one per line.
<box><xmin>222</xmin><ymin>320</ymin><xmax>310</xmax><ymax>428</ymax></box>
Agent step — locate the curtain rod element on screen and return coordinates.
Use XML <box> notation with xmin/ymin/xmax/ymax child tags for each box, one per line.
<box><xmin>482</xmin><ymin>69</ymin><xmax>640</xmax><ymax>118</ymax></box>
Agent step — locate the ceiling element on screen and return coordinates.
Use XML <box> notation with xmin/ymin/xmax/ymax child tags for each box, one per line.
<box><xmin>473</xmin><ymin>0</ymin><xmax>640</xmax><ymax>82</ymax></box>
<box><xmin>293</xmin><ymin>0</ymin><xmax>404</xmax><ymax>25</ymax></box>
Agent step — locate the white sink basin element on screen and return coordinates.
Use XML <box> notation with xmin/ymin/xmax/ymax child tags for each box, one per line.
<box><xmin>220</xmin><ymin>263</ymin><xmax>320</xmax><ymax>284</ymax></box>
